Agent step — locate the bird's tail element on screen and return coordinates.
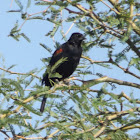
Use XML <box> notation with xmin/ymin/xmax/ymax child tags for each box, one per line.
<box><xmin>40</xmin><ymin>73</ymin><xmax>53</xmax><ymax>113</ymax></box>
<box><xmin>40</xmin><ymin>96</ymin><xmax>47</xmax><ymax>113</ymax></box>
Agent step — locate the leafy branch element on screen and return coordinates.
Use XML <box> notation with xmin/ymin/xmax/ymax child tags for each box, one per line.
<box><xmin>82</xmin><ymin>55</ymin><xmax>140</xmax><ymax>80</ymax></box>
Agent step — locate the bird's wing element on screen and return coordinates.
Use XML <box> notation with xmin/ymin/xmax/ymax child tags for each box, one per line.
<box><xmin>53</xmin><ymin>48</ymin><xmax>63</xmax><ymax>56</ymax></box>
<box><xmin>49</xmin><ymin>43</ymin><xmax>67</xmax><ymax>66</ymax></box>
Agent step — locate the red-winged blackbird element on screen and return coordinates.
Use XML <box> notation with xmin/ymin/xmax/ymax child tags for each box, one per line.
<box><xmin>40</xmin><ymin>33</ymin><xmax>85</xmax><ymax>112</ymax></box>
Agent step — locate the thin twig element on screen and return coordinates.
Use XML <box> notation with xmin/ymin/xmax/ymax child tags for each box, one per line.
<box><xmin>19</xmin><ymin>5</ymin><xmax>51</xmax><ymax>30</ymax></box>
<box><xmin>42</xmin><ymin>0</ymin><xmax>52</xmax><ymax>2</ymax></box>
<box><xmin>19</xmin><ymin>112</ymin><xmax>30</xmax><ymax>127</ymax></box>
<box><xmin>100</xmin><ymin>0</ymin><xmax>120</xmax><ymax>15</ymax></box>
<box><xmin>10</xmin><ymin>0</ymin><xmax>14</xmax><ymax>8</ymax></box>
<box><xmin>45</xmin><ymin>129</ymin><xmax>60</xmax><ymax>139</ymax></box>
<box><xmin>0</xmin><ymin>67</ymin><xmax>40</xmax><ymax>79</ymax></box>
<box><xmin>119</xmin><ymin>92</ymin><xmax>140</xmax><ymax>104</ymax></box>
<box><xmin>60</xmin><ymin>10</ymin><xmax>65</xmax><ymax>39</ymax></box>
<box><xmin>0</xmin><ymin>130</ymin><xmax>10</xmax><ymax>138</ymax></box>
<box><xmin>107</xmin><ymin>107</ymin><xmax>139</xmax><ymax>121</ymax></box>
<box><xmin>108</xmin><ymin>0</ymin><xmax>121</xmax><ymax>12</ymax></box>
<box><xmin>82</xmin><ymin>55</ymin><xmax>109</xmax><ymax>64</ymax></box>
<box><xmin>64</xmin><ymin>21</ymin><xmax>76</xmax><ymax>37</ymax></box>
<box><xmin>112</xmin><ymin>60</ymin><xmax>140</xmax><ymax>80</ymax></box>
<box><xmin>126</xmin><ymin>39</ymin><xmax>140</xmax><ymax>57</ymax></box>
<box><xmin>94</xmin><ymin>121</ymin><xmax>108</xmax><ymax>138</ymax></box>
<box><xmin>65</xmin><ymin>8</ymin><xmax>83</xmax><ymax>15</ymax></box>
<box><xmin>15</xmin><ymin>135</ymin><xmax>43</xmax><ymax>139</ymax></box>
<box><xmin>134</xmin><ymin>13</ymin><xmax>140</xmax><ymax>16</ymax></box>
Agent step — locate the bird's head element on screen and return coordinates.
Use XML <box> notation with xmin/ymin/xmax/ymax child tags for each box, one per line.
<box><xmin>68</xmin><ymin>33</ymin><xmax>85</xmax><ymax>45</ymax></box>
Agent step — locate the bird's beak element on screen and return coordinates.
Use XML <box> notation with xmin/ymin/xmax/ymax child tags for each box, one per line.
<box><xmin>82</xmin><ymin>35</ymin><xmax>86</xmax><ymax>40</ymax></box>
<box><xmin>82</xmin><ymin>34</ymin><xmax>86</xmax><ymax>40</ymax></box>
<box><xmin>83</xmin><ymin>36</ymin><xmax>86</xmax><ymax>40</ymax></box>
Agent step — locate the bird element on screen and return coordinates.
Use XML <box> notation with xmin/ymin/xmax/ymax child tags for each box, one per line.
<box><xmin>40</xmin><ymin>32</ymin><xmax>85</xmax><ymax>113</ymax></box>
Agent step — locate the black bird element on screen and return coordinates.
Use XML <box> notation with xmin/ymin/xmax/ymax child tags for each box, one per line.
<box><xmin>40</xmin><ymin>33</ymin><xmax>85</xmax><ymax>112</ymax></box>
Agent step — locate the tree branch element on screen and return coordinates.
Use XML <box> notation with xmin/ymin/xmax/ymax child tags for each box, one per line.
<box><xmin>108</xmin><ymin>0</ymin><xmax>122</xmax><ymax>12</ymax></box>
<box><xmin>118</xmin><ymin>91</ymin><xmax>140</xmax><ymax>104</ymax></box>
<box><xmin>0</xmin><ymin>67</ymin><xmax>40</xmax><ymax>79</ymax></box>
<box><xmin>65</xmin><ymin>8</ymin><xmax>82</xmax><ymax>15</ymax></box>
<box><xmin>107</xmin><ymin>107</ymin><xmax>140</xmax><ymax>121</ymax></box>
<box><xmin>104</xmin><ymin>120</ymin><xmax>140</xmax><ymax>135</ymax></box>
<box><xmin>94</xmin><ymin>120</ymin><xmax>108</xmax><ymax>138</ymax></box>
<box><xmin>126</xmin><ymin>39</ymin><xmax>140</xmax><ymax>57</ymax></box>
<box><xmin>82</xmin><ymin>56</ymin><xmax>140</xmax><ymax>80</ymax></box>
<box><xmin>100</xmin><ymin>0</ymin><xmax>120</xmax><ymax>15</ymax></box>
<box><xmin>15</xmin><ymin>135</ymin><xmax>43</xmax><ymax>139</ymax></box>
<box><xmin>0</xmin><ymin>129</ymin><xmax>10</xmax><ymax>138</ymax></box>
<box><xmin>120</xmin><ymin>119</ymin><xmax>140</xmax><ymax>131</ymax></box>
<box><xmin>81</xmin><ymin>76</ymin><xmax>140</xmax><ymax>89</ymax></box>
<box><xmin>3</xmin><ymin>75</ymin><xmax>139</xmax><ymax>119</ymax></box>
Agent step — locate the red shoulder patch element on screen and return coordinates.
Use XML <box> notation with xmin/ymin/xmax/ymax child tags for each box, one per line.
<box><xmin>54</xmin><ymin>48</ymin><xmax>63</xmax><ymax>56</ymax></box>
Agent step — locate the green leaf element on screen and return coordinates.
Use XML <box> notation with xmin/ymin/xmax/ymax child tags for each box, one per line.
<box><xmin>40</xmin><ymin>43</ymin><xmax>52</xmax><ymax>53</ymax></box>
<box><xmin>10</xmin><ymin>22</ymin><xmax>19</xmax><ymax>34</ymax></box>
<box><xmin>78</xmin><ymin>70</ymin><xmax>92</xmax><ymax>75</ymax></box>
<box><xmin>50</xmin><ymin>57</ymin><xmax>67</xmax><ymax>74</ymax></box>
<box><xmin>15</xmin><ymin>0</ymin><xmax>23</xmax><ymax>10</ymax></box>
<box><xmin>7</xmin><ymin>10</ymin><xmax>21</xmax><ymax>13</ymax></box>
<box><xmin>96</xmin><ymin>63</ymin><xmax>111</xmax><ymax>69</ymax></box>
<box><xmin>46</xmin><ymin>25</ymin><xmax>59</xmax><ymax>37</ymax></box>
<box><xmin>14</xmin><ymin>100</ymin><xmax>41</xmax><ymax>116</ymax></box>
<box><xmin>26</xmin><ymin>0</ymin><xmax>31</xmax><ymax>9</ymax></box>
<box><xmin>1</xmin><ymin>78</ymin><xmax>24</xmax><ymax>98</ymax></box>
<box><xmin>50</xmin><ymin>72</ymin><xmax>62</xmax><ymax>79</ymax></box>
<box><xmin>20</xmin><ymin>33</ymin><xmax>31</xmax><ymax>42</ymax></box>
<box><xmin>35</xmin><ymin>1</ymin><xmax>49</xmax><ymax>5</ymax></box>
<box><xmin>7</xmin><ymin>64</ymin><xmax>16</xmax><ymax>70</ymax></box>
<box><xmin>129</xmin><ymin>57</ymin><xmax>140</xmax><ymax>66</ymax></box>
<box><xmin>28</xmin><ymin>16</ymin><xmax>44</xmax><ymax>20</ymax></box>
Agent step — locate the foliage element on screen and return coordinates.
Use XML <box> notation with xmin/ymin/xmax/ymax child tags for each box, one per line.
<box><xmin>0</xmin><ymin>0</ymin><xmax>140</xmax><ymax>139</ymax></box>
